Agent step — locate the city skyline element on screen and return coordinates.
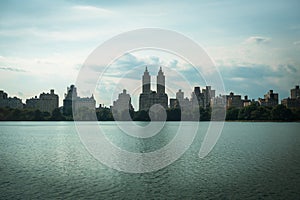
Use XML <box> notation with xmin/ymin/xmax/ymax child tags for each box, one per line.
<box><xmin>1</xmin><ymin>1</ymin><xmax>300</xmax><ymax>108</ymax></box>
<box><xmin>1</xmin><ymin>67</ymin><xmax>299</xmax><ymax>111</ymax></box>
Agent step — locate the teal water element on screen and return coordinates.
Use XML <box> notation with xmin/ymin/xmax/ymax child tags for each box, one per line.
<box><xmin>0</xmin><ymin>122</ymin><xmax>299</xmax><ymax>199</ymax></box>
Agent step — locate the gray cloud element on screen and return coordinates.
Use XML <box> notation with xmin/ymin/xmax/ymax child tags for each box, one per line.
<box><xmin>0</xmin><ymin>66</ymin><xmax>27</xmax><ymax>72</ymax></box>
<box><xmin>218</xmin><ymin>63</ymin><xmax>299</xmax><ymax>99</ymax></box>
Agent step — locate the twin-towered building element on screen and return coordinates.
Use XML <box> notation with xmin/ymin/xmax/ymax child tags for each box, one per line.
<box><xmin>139</xmin><ymin>67</ymin><xmax>168</xmax><ymax>111</ymax></box>
<box><xmin>111</xmin><ymin>67</ymin><xmax>169</xmax><ymax>113</ymax></box>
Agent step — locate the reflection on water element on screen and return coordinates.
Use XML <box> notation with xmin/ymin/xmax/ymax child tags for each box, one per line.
<box><xmin>0</xmin><ymin>122</ymin><xmax>299</xmax><ymax>199</ymax></box>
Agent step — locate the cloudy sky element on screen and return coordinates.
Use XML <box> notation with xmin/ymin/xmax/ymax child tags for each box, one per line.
<box><xmin>1</xmin><ymin>0</ymin><xmax>300</xmax><ymax>109</ymax></box>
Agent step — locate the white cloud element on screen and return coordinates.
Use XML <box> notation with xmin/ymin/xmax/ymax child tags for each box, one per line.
<box><xmin>0</xmin><ymin>27</ymin><xmax>116</xmax><ymax>42</ymax></box>
<box><xmin>72</xmin><ymin>5</ymin><xmax>114</xmax><ymax>14</ymax></box>
<box><xmin>244</xmin><ymin>36</ymin><xmax>271</xmax><ymax>45</ymax></box>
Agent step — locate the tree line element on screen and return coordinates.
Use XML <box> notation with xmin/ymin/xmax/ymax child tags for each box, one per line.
<box><xmin>225</xmin><ymin>104</ymin><xmax>300</xmax><ymax>121</ymax></box>
<box><xmin>0</xmin><ymin>104</ymin><xmax>299</xmax><ymax>121</ymax></box>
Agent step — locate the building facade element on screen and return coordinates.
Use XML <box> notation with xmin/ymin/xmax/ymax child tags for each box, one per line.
<box><xmin>63</xmin><ymin>85</ymin><xmax>96</xmax><ymax>115</ymax></box>
<box><xmin>291</xmin><ymin>85</ymin><xmax>300</xmax><ymax>99</ymax></box>
<box><xmin>190</xmin><ymin>86</ymin><xmax>215</xmax><ymax>109</ymax></box>
<box><xmin>281</xmin><ymin>85</ymin><xmax>300</xmax><ymax>109</ymax></box>
<box><xmin>225</xmin><ymin>92</ymin><xmax>243</xmax><ymax>109</ymax></box>
<box><xmin>258</xmin><ymin>90</ymin><xmax>278</xmax><ymax>107</ymax></box>
<box><xmin>242</xmin><ymin>95</ymin><xmax>252</xmax><ymax>107</ymax></box>
<box><xmin>112</xmin><ymin>89</ymin><xmax>134</xmax><ymax>120</ymax></box>
<box><xmin>26</xmin><ymin>89</ymin><xmax>59</xmax><ymax>113</ymax></box>
<box><xmin>139</xmin><ymin>67</ymin><xmax>168</xmax><ymax>111</ymax></box>
<box><xmin>0</xmin><ymin>90</ymin><xmax>23</xmax><ymax>109</ymax></box>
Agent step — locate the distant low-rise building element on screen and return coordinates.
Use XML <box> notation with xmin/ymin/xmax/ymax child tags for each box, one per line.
<box><xmin>242</xmin><ymin>95</ymin><xmax>252</xmax><ymax>107</ymax></box>
<box><xmin>226</xmin><ymin>92</ymin><xmax>242</xmax><ymax>109</ymax></box>
<box><xmin>0</xmin><ymin>90</ymin><xmax>23</xmax><ymax>109</ymax></box>
<box><xmin>26</xmin><ymin>89</ymin><xmax>59</xmax><ymax>113</ymax></box>
<box><xmin>258</xmin><ymin>90</ymin><xmax>278</xmax><ymax>107</ymax></box>
<box><xmin>281</xmin><ymin>98</ymin><xmax>300</xmax><ymax>109</ymax></box>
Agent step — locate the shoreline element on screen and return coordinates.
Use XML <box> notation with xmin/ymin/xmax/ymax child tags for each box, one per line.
<box><xmin>0</xmin><ymin>120</ymin><xmax>299</xmax><ymax>123</ymax></box>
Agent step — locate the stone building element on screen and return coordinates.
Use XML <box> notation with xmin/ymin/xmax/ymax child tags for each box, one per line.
<box><xmin>225</xmin><ymin>92</ymin><xmax>243</xmax><ymax>109</ymax></box>
<box><xmin>139</xmin><ymin>67</ymin><xmax>168</xmax><ymax>111</ymax></box>
<box><xmin>291</xmin><ymin>85</ymin><xmax>300</xmax><ymax>99</ymax></box>
<box><xmin>242</xmin><ymin>95</ymin><xmax>252</xmax><ymax>107</ymax></box>
<box><xmin>281</xmin><ymin>85</ymin><xmax>300</xmax><ymax>109</ymax></box>
<box><xmin>0</xmin><ymin>90</ymin><xmax>23</xmax><ymax>109</ymax></box>
<box><xmin>210</xmin><ymin>92</ymin><xmax>242</xmax><ymax>109</ymax></box>
<box><xmin>63</xmin><ymin>85</ymin><xmax>96</xmax><ymax>115</ymax></box>
<box><xmin>26</xmin><ymin>89</ymin><xmax>59</xmax><ymax>113</ymax></box>
<box><xmin>258</xmin><ymin>90</ymin><xmax>278</xmax><ymax>107</ymax></box>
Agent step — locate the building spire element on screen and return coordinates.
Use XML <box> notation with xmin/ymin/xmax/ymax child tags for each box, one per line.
<box><xmin>157</xmin><ymin>66</ymin><xmax>165</xmax><ymax>94</ymax></box>
<box><xmin>142</xmin><ymin>66</ymin><xmax>151</xmax><ymax>94</ymax></box>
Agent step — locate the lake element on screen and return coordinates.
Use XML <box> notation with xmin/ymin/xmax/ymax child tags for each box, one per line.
<box><xmin>0</xmin><ymin>122</ymin><xmax>299</xmax><ymax>199</ymax></box>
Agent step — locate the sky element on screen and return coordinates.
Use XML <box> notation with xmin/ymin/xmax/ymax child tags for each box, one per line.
<box><xmin>1</xmin><ymin>0</ymin><xmax>300</xmax><ymax>109</ymax></box>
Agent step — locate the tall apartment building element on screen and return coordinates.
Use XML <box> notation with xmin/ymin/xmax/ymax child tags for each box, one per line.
<box><xmin>112</xmin><ymin>89</ymin><xmax>134</xmax><ymax>120</ymax></box>
<box><xmin>63</xmin><ymin>85</ymin><xmax>96</xmax><ymax>115</ymax></box>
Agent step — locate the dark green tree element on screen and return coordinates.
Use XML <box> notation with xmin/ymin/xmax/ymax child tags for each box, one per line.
<box><xmin>226</xmin><ymin>107</ymin><xmax>239</xmax><ymax>120</ymax></box>
<box><xmin>133</xmin><ymin>110</ymin><xmax>150</xmax><ymax>121</ymax></box>
<box><xmin>167</xmin><ymin>108</ymin><xmax>181</xmax><ymax>121</ymax></box>
<box><xmin>51</xmin><ymin>108</ymin><xmax>66</xmax><ymax>121</ymax></box>
<box><xmin>271</xmin><ymin>104</ymin><xmax>293</xmax><ymax>121</ymax></box>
